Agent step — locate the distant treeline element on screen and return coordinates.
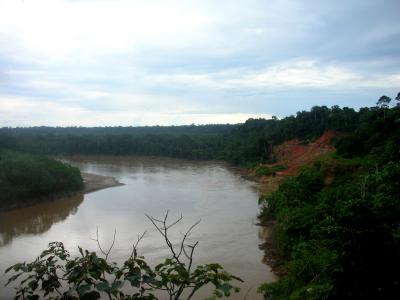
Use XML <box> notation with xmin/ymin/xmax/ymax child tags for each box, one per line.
<box><xmin>0</xmin><ymin>151</ymin><xmax>83</xmax><ymax>211</ymax></box>
<box><xmin>0</xmin><ymin>124</ymin><xmax>236</xmax><ymax>136</ymax></box>
<box><xmin>0</xmin><ymin>106</ymin><xmax>386</xmax><ymax>164</ymax></box>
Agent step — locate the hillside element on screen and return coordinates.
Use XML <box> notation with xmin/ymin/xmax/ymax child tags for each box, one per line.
<box><xmin>271</xmin><ymin>130</ymin><xmax>336</xmax><ymax>176</ymax></box>
<box><xmin>258</xmin><ymin>106</ymin><xmax>400</xmax><ymax>299</ymax></box>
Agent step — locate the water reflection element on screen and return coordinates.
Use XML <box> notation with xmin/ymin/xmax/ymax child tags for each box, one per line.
<box><xmin>0</xmin><ymin>194</ymin><xmax>84</xmax><ymax>247</ymax></box>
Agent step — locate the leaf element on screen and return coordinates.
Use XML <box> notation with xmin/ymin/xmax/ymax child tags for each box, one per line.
<box><xmin>230</xmin><ymin>275</ymin><xmax>244</xmax><ymax>282</ymax></box>
<box><xmin>5</xmin><ymin>272</ymin><xmax>23</xmax><ymax>286</ymax></box>
<box><xmin>81</xmin><ymin>291</ymin><xmax>101</xmax><ymax>300</ymax></box>
<box><xmin>95</xmin><ymin>281</ymin><xmax>110</xmax><ymax>292</ymax></box>
<box><xmin>5</xmin><ymin>263</ymin><xmax>23</xmax><ymax>273</ymax></box>
<box><xmin>21</xmin><ymin>275</ymin><xmax>35</xmax><ymax>284</ymax></box>
<box><xmin>77</xmin><ymin>283</ymin><xmax>92</xmax><ymax>296</ymax></box>
<box><xmin>115</xmin><ymin>269</ymin><xmax>123</xmax><ymax>279</ymax></box>
<box><xmin>214</xmin><ymin>290</ymin><xmax>223</xmax><ymax>298</ymax></box>
<box><xmin>207</xmin><ymin>263</ymin><xmax>222</xmax><ymax>272</ymax></box>
<box><xmin>28</xmin><ymin>280</ymin><xmax>39</xmax><ymax>291</ymax></box>
<box><xmin>126</xmin><ymin>274</ymin><xmax>141</xmax><ymax>287</ymax></box>
<box><xmin>111</xmin><ymin>280</ymin><xmax>124</xmax><ymax>291</ymax></box>
<box><xmin>218</xmin><ymin>283</ymin><xmax>233</xmax><ymax>296</ymax></box>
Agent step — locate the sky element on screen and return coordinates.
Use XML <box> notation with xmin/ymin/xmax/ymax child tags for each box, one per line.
<box><xmin>0</xmin><ymin>0</ymin><xmax>399</xmax><ymax>126</ymax></box>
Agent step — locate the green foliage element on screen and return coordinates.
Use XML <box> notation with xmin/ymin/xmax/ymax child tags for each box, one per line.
<box><xmin>0</xmin><ymin>104</ymin><xmax>393</xmax><ymax>166</ymax></box>
<box><xmin>258</xmin><ymin>105</ymin><xmax>400</xmax><ymax>299</ymax></box>
<box><xmin>376</xmin><ymin>95</ymin><xmax>391</xmax><ymax>108</ymax></box>
<box><xmin>259</xmin><ymin>243</ymin><xmax>336</xmax><ymax>300</ymax></box>
<box><xmin>270</xmin><ymin>165</ymin><xmax>288</xmax><ymax>172</ymax></box>
<box><xmin>5</xmin><ymin>214</ymin><xmax>242</xmax><ymax>300</ymax></box>
<box><xmin>0</xmin><ymin>151</ymin><xmax>83</xmax><ymax>210</ymax></box>
<box><xmin>254</xmin><ymin>165</ymin><xmax>288</xmax><ymax>177</ymax></box>
<box><xmin>259</xmin><ymin>162</ymin><xmax>400</xmax><ymax>299</ymax></box>
<box><xmin>0</xmin><ymin>105</ymin><xmax>371</xmax><ymax>165</ymax></box>
<box><xmin>255</xmin><ymin>166</ymin><xmax>274</xmax><ymax>177</ymax></box>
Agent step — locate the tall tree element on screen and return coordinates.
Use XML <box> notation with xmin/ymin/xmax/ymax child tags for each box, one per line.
<box><xmin>395</xmin><ymin>92</ymin><xmax>400</xmax><ymax>107</ymax></box>
<box><xmin>377</xmin><ymin>95</ymin><xmax>392</xmax><ymax>118</ymax></box>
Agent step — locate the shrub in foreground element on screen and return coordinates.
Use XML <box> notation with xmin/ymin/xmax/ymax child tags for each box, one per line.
<box><xmin>6</xmin><ymin>213</ymin><xmax>242</xmax><ymax>300</ymax></box>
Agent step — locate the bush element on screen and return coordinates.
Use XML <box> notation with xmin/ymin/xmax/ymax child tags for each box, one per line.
<box><xmin>255</xmin><ymin>166</ymin><xmax>274</xmax><ymax>177</ymax></box>
<box><xmin>5</xmin><ymin>213</ymin><xmax>242</xmax><ymax>300</ymax></box>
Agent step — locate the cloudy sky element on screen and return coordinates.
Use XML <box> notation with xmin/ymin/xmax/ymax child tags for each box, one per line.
<box><xmin>0</xmin><ymin>0</ymin><xmax>399</xmax><ymax>126</ymax></box>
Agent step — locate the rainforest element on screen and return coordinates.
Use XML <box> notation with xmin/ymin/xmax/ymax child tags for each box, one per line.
<box><xmin>1</xmin><ymin>101</ymin><xmax>400</xmax><ymax>299</ymax></box>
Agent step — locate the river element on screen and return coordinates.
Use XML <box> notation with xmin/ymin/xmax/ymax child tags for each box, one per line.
<box><xmin>0</xmin><ymin>156</ymin><xmax>275</xmax><ymax>299</ymax></box>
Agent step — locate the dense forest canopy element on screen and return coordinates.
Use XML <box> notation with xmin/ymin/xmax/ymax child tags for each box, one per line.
<box><xmin>0</xmin><ymin>105</ymin><xmax>385</xmax><ymax>164</ymax></box>
<box><xmin>0</xmin><ymin>151</ymin><xmax>83</xmax><ymax>211</ymax></box>
<box><xmin>258</xmin><ymin>105</ymin><xmax>400</xmax><ymax>299</ymax></box>
<box><xmin>0</xmin><ymin>124</ymin><xmax>236</xmax><ymax>136</ymax></box>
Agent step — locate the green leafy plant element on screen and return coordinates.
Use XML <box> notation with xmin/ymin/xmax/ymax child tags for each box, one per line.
<box><xmin>5</xmin><ymin>212</ymin><xmax>242</xmax><ymax>300</ymax></box>
<box><xmin>254</xmin><ymin>165</ymin><xmax>274</xmax><ymax>177</ymax></box>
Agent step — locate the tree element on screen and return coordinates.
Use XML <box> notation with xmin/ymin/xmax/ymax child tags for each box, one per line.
<box><xmin>377</xmin><ymin>95</ymin><xmax>392</xmax><ymax>118</ymax></box>
<box><xmin>395</xmin><ymin>92</ymin><xmax>400</xmax><ymax>107</ymax></box>
<box><xmin>377</xmin><ymin>95</ymin><xmax>392</xmax><ymax>108</ymax></box>
<box><xmin>5</xmin><ymin>212</ymin><xmax>242</xmax><ymax>300</ymax></box>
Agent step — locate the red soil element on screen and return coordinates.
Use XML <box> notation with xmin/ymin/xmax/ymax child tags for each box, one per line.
<box><xmin>270</xmin><ymin>130</ymin><xmax>336</xmax><ymax>176</ymax></box>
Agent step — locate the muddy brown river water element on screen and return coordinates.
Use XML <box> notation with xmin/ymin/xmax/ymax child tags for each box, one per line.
<box><xmin>0</xmin><ymin>156</ymin><xmax>275</xmax><ymax>299</ymax></box>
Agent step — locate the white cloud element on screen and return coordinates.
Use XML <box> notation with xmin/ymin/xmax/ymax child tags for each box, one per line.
<box><xmin>0</xmin><ymin>96</ymin><xmax>84</xmax><ymax>125</ymax></box>
<box><xmin>248</xmin><ymin>60</ymin><xmax>357</xmax><ymax>88</ymax></box>
<box><xmin>150</xmin><ymin>60</ymin><xmax>400</xmax><ymax>90</ymax></box>
<box><xmin>0</xmin><ymin>0</ymin><xmax>210</xmax><ymax>62</ymax></box>
<box><xmin>0</xmin><ymin>95</ymin><xmax>271</xmax><ymax>126</ymax></box>
<box><xmin>2</xmin><ymin>58</ymin><xmax>399</xmax><ymax>127</ymax></box>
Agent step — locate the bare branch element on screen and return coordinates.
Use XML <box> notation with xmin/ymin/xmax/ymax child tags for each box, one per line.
<box><xmin>166</xmin><ymin>214</ymin><xmax>183</xmax><ymax>230</ymax></box>
<box><xmin>243</xmin><ymin>287</ymin><xmax>252</xmax><ymax>300</ymax></box>
<box><xmin>93</xmin><ymin>227</ymin><xmax>116</xmax><ymax>261</ymax></box>
<box><xmin>178</xmin><ymin>219</ymin><xmax>201</xmax><ymax>259</ymax></box>
<box><xmin>187</xmin><ymin>241</ymin><xmax>199</xmax><ymax>273</ymax></box>
<box><xmin>146</xmin><ymin>214</ymin><xmax>167</xmax><ymax>237</ymax></box>
<box><xmin>164</xmin><ymin>210</ymin><xmax>169</xmax><ymax>223</ymax></box>
<box><xmin>183</xmin><ymin>245</ymin><xmax>191</xmax><ymax>260</ymax></box>
<box><xmin>146</xmin><ymin>212</ymin><xmax>181</xmax><ymax>265</ymax></box>
<box><xmin>130</xmin><ymin>230</ymin><xmax>147</xmax><ymax>259</ymax></box>
<box><xmin>151</xmin><ymin>217</ymin><xmax>165</xmax><ymax>223</ymax></box>
<box><xmin>144</xmin><ymin>212</ymin><xmax>238</xmax><ymax>300</ymax></box>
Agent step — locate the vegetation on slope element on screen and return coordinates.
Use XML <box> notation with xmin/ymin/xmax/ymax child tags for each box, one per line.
<box><xmin>0</xmin><ymin>151</ymin><xmax>83</xmax><ymax>210</ymax></box>
<box><xmin>258</xmin><ymin>105</ymin><xmax>400</xmax><ymax>299</ymax></box>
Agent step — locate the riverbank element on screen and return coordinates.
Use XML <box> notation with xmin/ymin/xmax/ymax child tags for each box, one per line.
<box><xmin>230</xmin><ymin>164</ymin><xmax>285</xmax><ymax>277</ymax></box>
<box><xmin>238</xmin><ymin>131</ymin><xmax>338</xmax><ymax>278</ymax></box>
<box><xmin>249</xmin><ymin>173</ymin><xmax>286</xmax><ymax>277</ymax></box>
<box><xmin>0</xmin><ymin>172</ymin><xmax>123</xmax><ymax>212</ymax></box>
<box><xmin>81</xmin><ymin>172</ymin><xmax>124</xmax><ymax>193</ymax></box>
